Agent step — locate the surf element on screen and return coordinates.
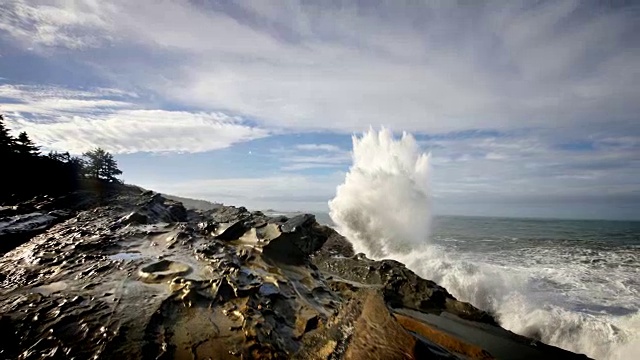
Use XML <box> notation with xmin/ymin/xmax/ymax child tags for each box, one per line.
<box><xmin>328</xmin><ymin>128</ymin><xmax>639</xmax><ymax>360</ymax></box>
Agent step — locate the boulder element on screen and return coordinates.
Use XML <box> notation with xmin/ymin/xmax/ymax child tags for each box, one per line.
<box><xmin>262</xmin><ymin>215</ymin><xmax>329</xmax><ymax>265</ymax></box>
<box><xmin>313</xmin><ymin>243</ymin><xmax>497</xmax><ymax>325</ymax></box>
<box><xmin>120</xmin><ymin>211</ymin><xmax>148</xmax><ymax>225</ymax></box>
<box><xmin>0</xmin><ymin>212</ymin><xmax>68</xmax><ymax>253</ymax></box>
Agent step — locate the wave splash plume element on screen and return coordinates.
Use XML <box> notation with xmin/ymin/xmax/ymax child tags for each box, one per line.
<box><xmin>329</xmin><ymin>128</ymin><xmax>431</xmax><ymax>257</ymax></box>
<box><xmin>329</xmin><ymin>128</ymin><xmax>639</xmax><ymax>360</ymax></box>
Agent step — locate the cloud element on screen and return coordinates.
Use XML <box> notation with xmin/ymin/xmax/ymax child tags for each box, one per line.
<box><xmin>0</xmin><ymin>84</ymin><xmax>132</xmax><ymax>114</ymax></box>
<box><xmin>140</xmin><ymin>173</ymin><xmax>344</xmax><ymax>211</ymax></box>
<box><xmin>0</xmin><ymin>1</ymin><xmax>113</xmax><ymax>49</ymax></box>
<box><xmin>0</xmin><ymin>1</ymin><xmax>638</xmax><ymax>219</ymax></box>
<box><xmin>295</xmin><ymin>144</ymin><xmax>344</xmax><ymax>152</ymax></box>
<box><xmin>2</xmin><ymin>1</ymin><xmax>637</xmax><ymax>133</ymax></box>
<box><xmin>272</xmin><ymin>143</ymin><xmax>351</xmax><ymax>171</ymax></box>
<box><xmin>424</xmin><ymin>132</ymin><xmax>640</xmax><ymax>204</ymax></box>
<box><xmin>2</xmin><ymin>85</ymin><xmax>269</xmax><ymax>154</ymax></box>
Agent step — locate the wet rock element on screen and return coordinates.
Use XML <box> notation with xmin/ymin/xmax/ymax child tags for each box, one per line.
<box><xmin>314</xmin><ymin>226</ymin><xmax>355</xmax><ymax>257</ymax></box>
<box><xmin>281</xmin><ymin>214</ymin><xmax>315</xmax><ymax>233</ymax></box>
<box><xmin>262</xmin><ymin>216</ymin><xmax>329</xmax><ymax>265</ymax></box>
<box><xmin>269</xmin><ymin>215</ymin><xmax>289</xmax><ymax>223</ymax></box>
<box><xmin>0</xmin><ymin>206</ymin><xmax>18</xmax><ymax>217</ymax></box>
<box><xmin>394</xmin><ymin>312</ymin><xmax>494</xmax><ymax>360</ymax></box>
<box><xmin>120</xmin><ymin>211</ymin><xmax>148</xmax><ymax>225</ymax></box>
<box><xmin>208</xmin><ymin>205</ymin><xmax>250</xmax><ymax>223</ymax></box>
<box><xmin>215</xmin><ymin>221</ymin><xmax>249</xmax><ymax>241</ymax></box>
<box><xmin>0</xmin><ymin>212</ymin><xmax>67</xmax><ymax>253</ymax></box>
<box><xmin>147</xmin><ymin>199</ymin><xmax>187</xmax><ymax>223</ymax></box>
<box><xmin>139</xmin><ymin>260</ymin><xmax>192</xmax><ymax>283</ymax></box>
<box><xmin>296</xmin><ymin>290</ymin><xmax>460</xmax><ymax>360</ymax></box>
<box><xmin>0</xmin><ymin>186</ymin><xmax>592</xmax><ymax>360</ymax></box>
<box><xmin>313</xmin><ymin>250</ymin><xmax>497</xmax><ymax>325</ymax></box>
<box><xmin>165</xmin><ymin>202</ymin><xmax>187</xmax><ymax>222</ymax></box>
<box><xmin>344</xmin><ymin>291</ymin><xmax>422</xmax><ymax>360</ymax></box>
<box><xmin>294</xmin><ymin>313</ymin><xmax>319</xmax><ymax>339</ymax></box>
<box><xmin>259</xmin><ymin>283</ymin><xmax>281</xmax><ymax>297</ymax></box>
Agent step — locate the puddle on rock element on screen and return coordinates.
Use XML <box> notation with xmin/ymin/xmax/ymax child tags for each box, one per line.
<box><xmin>139</xmin><ymin>260</ymin><xmax>192</xmax><ymax>283</ymax></box>
<box><xmin>109</xmin><ymin>252</ymin><xmax>144</xmax><ymax>261</ymax></box>
<box><xmin>30</xmin><ymin>281</ymin><xmax>68</xmax><ymax>296</ymax></box>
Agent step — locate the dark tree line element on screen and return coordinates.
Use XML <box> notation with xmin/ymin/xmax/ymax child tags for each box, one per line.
<box><xmin>0</xmin><ymin>114</ymin><xmax>123</xmax><ymax>204</ymax></box>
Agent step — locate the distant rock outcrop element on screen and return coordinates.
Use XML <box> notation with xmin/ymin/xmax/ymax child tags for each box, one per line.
<box><xmin>0</xmin><ymin>186</ymin><xmax>591</xmax><ymax>359</ymax></box>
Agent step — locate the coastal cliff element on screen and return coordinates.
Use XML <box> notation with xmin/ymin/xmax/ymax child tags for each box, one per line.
<box><xmin>0</xmin><ymin>185</ymin><xmax>590</xmax><ymax>359</ymax></box>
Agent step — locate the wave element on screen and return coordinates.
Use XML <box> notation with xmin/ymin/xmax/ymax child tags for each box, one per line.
<box><xmin>328</xmin><ymin>128</ymin><xmax>639</xmax><ymax>359</ymax></box>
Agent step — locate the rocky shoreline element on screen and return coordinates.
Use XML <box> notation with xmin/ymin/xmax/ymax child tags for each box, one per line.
<box><xmin>0</xmin><ymin>185</ymin><xmax>591</xmax><ymax>359</ymax></box>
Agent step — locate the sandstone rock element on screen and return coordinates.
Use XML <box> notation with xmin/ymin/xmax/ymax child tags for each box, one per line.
<box><xmin>281</xmin><ymin>214</ymin><xmax>315</xmax><ymax>233</ymax></box>
<box><xmin>215</xmin><ymin>221</ymin><xmax>249</xmax><ymax>240</ymax></box>
<box><xmin>0</xmin><ymin>187</ymin><xmax>593</xmax><ymax>360</ymax></box>
<box><xmin>263</xmin><ymin>216</ymin><xmax>329</xmax><ymax>265</ymax></box>
<box><xmin>120</xmin><ymin>211</ymin><xmax>148</xmax><ymax>225</ymax></box>
<box><xmin>313</xmin><ymin>233</ymin><xmax>497</xmax><ymax>325</ymax></box>
<box><xmin>0</xmin><ymin>211</ymin><xmax>68</xmax><ymax>253</ymax></box>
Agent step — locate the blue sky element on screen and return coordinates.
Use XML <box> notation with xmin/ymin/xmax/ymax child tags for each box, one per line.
<box><xmin>0</xmin><ymin>1</ymin><xmax>638</xmax><ymax>219</ymax></box>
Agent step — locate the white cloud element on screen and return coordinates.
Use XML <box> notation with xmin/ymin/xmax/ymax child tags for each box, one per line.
<box><xmin>2</xmin><ymin>85</ymin><xmax>269</xmax><ymax>154</ymax></box>
<box><xmin>8</xmin><ymin>110</ymin><xmax>269</xmax><ymax>154</ymax></box>
<box><xmin>424</xmin><ymin>133</ymin><xmax>640</xmax><ymax>203</ymax></box>
<box><xmin>0</xmin><ymin>1</ymin><xmax>638</xmax><ymax>219</ymax></box>
<box><xmin>2</xmin><ymin>1</ymin><xmax>637</xmax><ymax>133</ymax></box>
<box><xmin>272</xmin><ymin>144</ymin><xmax>351</xmax><ymax>171</ymax></box>
<box><xmin>295</xmin><ymin>144</ymin><xmax>343</xmax><ymax>152</ymax></box>
<box><xmin>140</xmin><ymin>173</ymin><xmax>344</xmax><ymax>212</ymax></box>
<box><xmin>0</xmin><ymin>84</ymin><xmax>133</xmax><ymax>114</ymax></box>
<box><xmin>0</xmin><ymin>1</ymin><xmax>114</xmax><ymax>49</ymax></box>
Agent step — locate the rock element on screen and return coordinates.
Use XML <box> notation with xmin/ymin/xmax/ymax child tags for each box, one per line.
<box><xmin>269</xmin><ymin>215</ymin><xmax>289</xmax><ymax>223</ymax></box>
<box><xmin>313</xmin><ymin>226</ymin><xmax>355</xmax><ymax>257</ymax></box>
<box><xmin>139</xmin><ymin>260</ymin><xmax>192</xmax><ymax>283</ymax></box>
<box><xmin>165</xmin><ymin>202</ymin><xmax>187</xmax><ymax>222</ymax></box>
<box><xmin>394</xmin><ymin>312</ymin><xmax>494</xmax><ymax>359</ymax></box>
<box><xmin>343</xmin><ymin>291</ymin><xmax>421</xmax><ymax>360</ymax></box>
<box><xmin>313</xmin><ymin>246</ymin><xmax>498</xmax><ymax>325</ymax></box>
<box><xmin>215</xmin><ymin>221</ymin><xmax>249</xmax><ymax>240</ymax></box>
<box><xmin>296</xmin><ymin>290</ymin><xmax>461</xmax><ymax>360</ymax></box>
<box><xmin>47</xmin><ymin>209</ymin><xmax>71</xmax><ymax>219</ymax></box>
<box><xmin>294</xmin><ymin>313</ymin><xmax>320</xmax><ymax>339</ymax></box>
<box><xmin>0</xmin><ymin>187</ymin><xmax>593</xmax><ymax>360</ymax></box>
<box><xmin>0</xmin><ymin>206</ymin><xmax>18</xmax><ymax>218</ymax></box>
<box><xmin>120</xmin><ymin>211</ymin><xmax>148</xmax><ymax>225</ymax></box>
<box><xmin>0</xmin><ymin>212</ymin><xmax>65</xmax><ymax>253</ymax></box>
<box><xmin>262</xmin><ymin>218</ymin><xmax>329</xmax><ymax>265</ymax></box>
<box><xmin>281</xmin><ymin>214</ymin><xmax>315</xmax><ymax>233</ymax></box>
<box><xmin>208</xmin><ymin>205</ymin><xmax>250</xmax><ymax>223</ymax></box>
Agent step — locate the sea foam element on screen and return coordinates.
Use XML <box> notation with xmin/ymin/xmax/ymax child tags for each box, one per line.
<box><xmin>328</xmin><ymin>128</ymin><xmax>639</xmax><ymax>360</ymax></box>
<box><xmin>329</xmin><ymin>127</ymin><xmax>431</xmax><ymax>257</ymax></box>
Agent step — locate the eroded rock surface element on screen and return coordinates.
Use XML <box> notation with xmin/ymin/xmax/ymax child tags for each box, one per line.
<box><xmin>0</xmin><ymin>187</ymin><xmax>591</xmax><ymax>359</ymax></box>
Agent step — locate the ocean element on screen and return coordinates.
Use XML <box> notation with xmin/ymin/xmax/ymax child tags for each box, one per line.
<box><xmin>311</xmin><ymin>213</ymin><xmax>640</xmax><ymax>359</ymax></box>
<box><xmin>427</xmin><ymin>216</ymin><xmax>640</xmax><ymax>358</ymax></box>
<box><xmin>321</xmin><ymin>129</ymin><xmax>640</xmax><ymax>359</ymax></box>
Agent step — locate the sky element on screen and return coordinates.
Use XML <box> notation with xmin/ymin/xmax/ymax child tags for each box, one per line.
<box><xmin>0</xmin><ymin>0</ymin><xmax>638</xmax><ymax>220</ymax></box>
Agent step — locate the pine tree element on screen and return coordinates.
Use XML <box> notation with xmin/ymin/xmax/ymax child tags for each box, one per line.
<box><xmin>14</xmin><ymin>131</ymin><xmax>40</xmax><ymax>156</ymax></box>
<box><xmin>83</xmin><ymin>148</ymin><xmax>122</xmax><ymax>182</ymax></box>
<box><xmin>48</xmin><ymin>151</ymin><xmax>72</xmax><ymax>163</ymax></box>
<box><xmin>0</xmin><ymin>114</ymin><xmax>16</xmax><ymax>155</ymax></box>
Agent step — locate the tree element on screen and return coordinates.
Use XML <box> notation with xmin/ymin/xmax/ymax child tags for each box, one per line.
<box><xmin>49</xmin><ymin>151</ymin><xmax>86</xmax><ymax>176</ymax></box>
<box><xmin>14</xmin><ymin>132</ymin><xmax>40</xmax><ymax>156</ymax></box>
<box><xmin>83</xmin><ymin>148</ymin><xmax>122</xmax><ymax>182</ymax></box>
<box><xmin>48</xmin><ymin>151</ymin><xmax>72</xmax><ymax>163</ymax></box>
<box><xmin>0</xmin><ymin>114</ymin><xmax>15</xmax><ymax>155</ymax></box>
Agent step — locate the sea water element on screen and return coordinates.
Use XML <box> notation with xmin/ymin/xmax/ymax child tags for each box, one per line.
<box><xmin>327</xmin><ymin>128</ymin><xmax>640</xmax><ymax>359</ymax></box>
